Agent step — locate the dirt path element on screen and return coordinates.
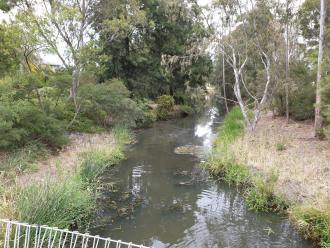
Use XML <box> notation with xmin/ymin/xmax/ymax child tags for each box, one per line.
<box><xmin>231</xmin><ymin>113</ymin><xmax>330</xmax><ymax>208</ymax></box>
<box><xmin>18</xmin><ymin>132</ymin><xmax>114</xmax><ymax>186</ymax></box>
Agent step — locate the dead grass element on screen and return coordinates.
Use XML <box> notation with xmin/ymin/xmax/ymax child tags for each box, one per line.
<box><xmin>17</xmin><ymin>132</ymin><xmax>115</xmax><ymax>186</ymax></box>
<box><xmin>230</xmin><ymin>113</ymin><xmax>330</xmax><ymax>209</ymax></box>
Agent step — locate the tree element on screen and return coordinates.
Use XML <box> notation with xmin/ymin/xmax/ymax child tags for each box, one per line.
<box><xmin>211</xmin><ymin>0</ymin><xmax>281</xmax><ymax>130</ymax></box>
<box><xmin>314</xmin><ymin>0</ymin><xmax>327</xmax><ymax>136</ymax></box>
<box><xmin>96</xmin><ymin>0</ymin><xmax>212</xmax><ymax>101</ymax></box>
<box><xmin>16</xmin><ymin>0</ymin><xmax>97</xmax><ymax>124</ymax></box>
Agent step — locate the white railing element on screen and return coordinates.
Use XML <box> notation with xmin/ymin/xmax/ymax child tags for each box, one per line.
<box><xmin>0</xmin><ymin>219</ymin><xmax>150</xmax><ymax>248</ymax></box>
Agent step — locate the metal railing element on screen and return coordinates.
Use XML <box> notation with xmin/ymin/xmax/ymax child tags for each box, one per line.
<box><xmin>0</xmin><ymin>219</ymin><xmax>149</xmax><ymax>248</ymax></box>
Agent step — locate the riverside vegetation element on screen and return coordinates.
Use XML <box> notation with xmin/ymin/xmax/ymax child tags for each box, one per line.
<box><xmin>1</xmin><ymin>0</ymin><xmax>330</xmax><ymax>247</ymax></box>
<box><xmin>206</xmin><ymin>107</ymin><xmax>330</xmax><ymax>247</ymax></box>
<box><xmin>0</xmin><ymin>0</ymin><xmax>210</xmax><ymax>236</ymax></box>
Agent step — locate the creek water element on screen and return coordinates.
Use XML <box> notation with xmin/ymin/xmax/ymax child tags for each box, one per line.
<box><xmin>91</xmin><ymin>107</ymin><xmax>312</xmax><ymax>248</ymax></box>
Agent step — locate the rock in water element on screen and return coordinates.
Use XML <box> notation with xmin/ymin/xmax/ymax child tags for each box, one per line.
<box><xmin>174</xmin><ymin>145</ymin><xmax>205</xmax><ymax>158</ymax></box>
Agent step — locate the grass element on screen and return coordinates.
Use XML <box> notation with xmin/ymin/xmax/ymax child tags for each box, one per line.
<box><xmin>0</xmin><ymin>127</ymin><xmax>132</xmax><ymax>232</ymax></box>
<box><xmin>207</xmin><ymin>158</ymin><xmax>250</xmax><ymax>187</ymax></box>
<box><xmin>290</xmin><ymin>206</ymin><xmax>330</xmax><ymax>248</ymax></box>
<box><xmin>206</xmin><ymin>107</ymin><xmax>330</xmax><ymax>246</ymax></box>
<box><xmin>0</xmin><ymin>142</ymin><xmax>49</xmax><ymax>177</ymax></box>
<box><xmin>15</xmin><ymin>177</ymin><xmax>95</xmax><ymax>229</ymax></box>
<box><xmin>79</xmin><ymin>146</ymin><xmax>124</xmax><ymax>185</ymax></box>
<box><xmin>112</xmin><ymin>126</ymin><xmax>133</xmax><ymax>145</ymax></box>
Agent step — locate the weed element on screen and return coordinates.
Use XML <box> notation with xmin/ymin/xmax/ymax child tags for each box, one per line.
<box><xmin>275</xmin><ymin>142</ymin><xmax>286</xmax><ymax>151</ymax></box>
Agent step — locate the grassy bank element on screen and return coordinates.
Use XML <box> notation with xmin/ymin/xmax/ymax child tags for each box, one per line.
<box><xmin>0</xmin><ymin>127</ymin><xmax>132</xmax><ymax>232</ymax></box>
<box><xmin>206</xmin><ymin>107</ymin><xmax>330</xmax><ymax>247</ymax></box>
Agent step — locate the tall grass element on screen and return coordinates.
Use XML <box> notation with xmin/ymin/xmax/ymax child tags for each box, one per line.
<box><xmin>213</xmin><ymin>106</ymin><xmax>244</xmax><ymax>155</ymax></box>
<box><xmin>15</xmin><ymin>177</ymin><xmax>95</xmax><ymax>229</ymax></box>
<box><xmin>79</xmin><ymin>147</ymin><xmax>124</xmax><ymax>185</ymax></box>
<box><xmin>112</xmin><ymin>126</ymin><xmax>133</xmax><ymax>145</ymax></box>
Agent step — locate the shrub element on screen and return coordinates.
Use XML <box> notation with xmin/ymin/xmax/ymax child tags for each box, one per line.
<box><xmin>79</xmin><ymin>79</ymin><xmax>142</xmax><ymax>128</ymax></box>
<box><xmin>138</xmin><ymin>110</ymin><xmax>157</xmax><ymax>127</ymax></box>
<box><xmin>135</xmin><ymin>100</ymin><xmax>157</xmax><ymax>128</ymax></box>
<box><xmin>179</xmin><ymin>105</ymin><xmax>195</xmax><ymax>116</ymax></box>
<box><xmin>290</xmin><ymin>83</ymin><xmax>315</xmax><ymax>120</ymax></box>
<box><xmin>156</xmin><ymin>95</ymin><xmax>175</xmax><ymax>120</ymax></box>
<box><xmin>0</xmin><ymin>101</ymin><xmax>68</xmax><ymax>149</ymax></box>
<box><xmin>0</xmin><ymin>75</ymin><xmax>68</xmax><ymax>149</ymax></box>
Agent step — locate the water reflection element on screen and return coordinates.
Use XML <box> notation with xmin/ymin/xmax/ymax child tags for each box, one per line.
<box><xmin>194</xmin><ymin>107</ymin><xmax>219</xmax><ymax>148</ymax></box>
<box><xmin>91</xmin><ymin>108</ymin><xmax>312</xmax><ymax>248</ymax></box>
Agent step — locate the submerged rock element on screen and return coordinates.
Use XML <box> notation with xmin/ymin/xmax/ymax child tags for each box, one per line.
<box><xmin>173</xmin><ymin>170</ymin><xmax>190</xmax><ymax>177</ymax></box>
<box><xmin>175</xmin><ymin>180</ymin><xmax>194</xmax><ymax>186</ymax></box>
<box><xmin>162</xmin><ymin>200</ymin><xmax>185</xmax><ymax>213</ymax></box>
<box><xmin>174</xmin><ymin>145</ymin><xmax>205</xmax><ymax>157</ymax></box>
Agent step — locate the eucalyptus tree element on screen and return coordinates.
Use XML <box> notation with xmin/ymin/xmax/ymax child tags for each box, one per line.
<box><xmin>211</xmin><ymin>0</ymin><xmax>282</xmax><ymax>130</ymax></box>
<box><xmin>298</xmin><ymin>0</ymin><xmax>329</xmax><ymax>136</ymax></box>
<box><xmin>15</xmin><ymin>0</ymin><xmax>98</xmax><ymax>125</ymax></box>
<box><xmin>315</xmin><ymin>0</ymin><xmax>327</xmax><ymax>136</ymax></box>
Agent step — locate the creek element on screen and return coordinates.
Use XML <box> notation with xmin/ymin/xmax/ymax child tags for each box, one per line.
<box><xmin>91</xmin><ymin>107</ymin><xmax>312</xmax><ymax>248</ymax></box>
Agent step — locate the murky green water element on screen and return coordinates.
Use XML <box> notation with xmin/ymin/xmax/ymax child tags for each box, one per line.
<box><xmin>91</xmin><ymin>108</ymin><xmax>312</xmax><ymax>248</ymax></box>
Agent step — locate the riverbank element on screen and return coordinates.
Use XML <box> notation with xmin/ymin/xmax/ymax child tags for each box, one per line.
<box><xmin>206</xmin><ymin>107</ymin><xmax>330</xmax><ymax>247</ymax></box>
<box><xmin>0</xmin><ymin>127</ymin><xmax>132</xmax><ymax>232</ymax></box>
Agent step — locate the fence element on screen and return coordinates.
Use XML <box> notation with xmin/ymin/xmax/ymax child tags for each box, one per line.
<box><xmin>0</xmin><ymin>219</ymin><xmax>149</xmax><ymax>248</ymax></box>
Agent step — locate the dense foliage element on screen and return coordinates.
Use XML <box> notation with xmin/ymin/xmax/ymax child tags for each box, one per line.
<box><xmin>0</xmin><ymin>0</ymin><xmax>212</xmax><ymax>149</ymax></box>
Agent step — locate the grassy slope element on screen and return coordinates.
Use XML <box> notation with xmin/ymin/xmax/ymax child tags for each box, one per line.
<box><xmin>206</xmin><ymin>107</ymin><xmax>330</xmax><ymax>247</ymax></box>
<box><xmin>0</xmin><ymin>127</ymin><xmax>132</xmax><ymax>231</ymax></box>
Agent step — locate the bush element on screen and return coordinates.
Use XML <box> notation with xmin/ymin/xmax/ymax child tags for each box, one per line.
<box><xmin>0</xmin><ymin>101</ymin><xmax>68</xmax><ymax>149</ymax></box>
<box><xmin>290</xmin><ymin>83</ymin><xmax>315</xmax><ymax>120</ymax></box>
<box><xmin>135</xmin><ymin>100</ymin><xmax>157</xmax><ymax>128</ymax></box>
<box><xmin>156</xmin><ymin>95</ymin><xmax>175</xmax><ymax>120</ymax></box>
<box><xmin>179</xmin><ymin>105</ymin><xmax>195</xmax><ymax>116</ymax></box>
<box><xmin>0</xmin><ymin>75</ymin><xmax>68</xmax><ymax>149</ymax></box>
<box><xmin>79</xmin><ymin>79</ymin><xmax>143</xmax><ymax>128</ymax></box>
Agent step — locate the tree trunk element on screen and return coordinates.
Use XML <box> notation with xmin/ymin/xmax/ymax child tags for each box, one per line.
<box><xmin>70</xmin><ymin>66</ymin><xmax>80</xmax><ymax>112</ymax></box>
<box><xmin>222</xmin><ymin>55</ymin><xmax>229</xmax><ymax>113</ymax></box>
<box><xmin>314</xmin><ymin>0</ymin><xmax>326</xmax><ymax>137</ymax></box>
<box><xmin>285</xmin><ymin>6</ymin><xmax>290</xmax><ymax>123</ymax></box>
